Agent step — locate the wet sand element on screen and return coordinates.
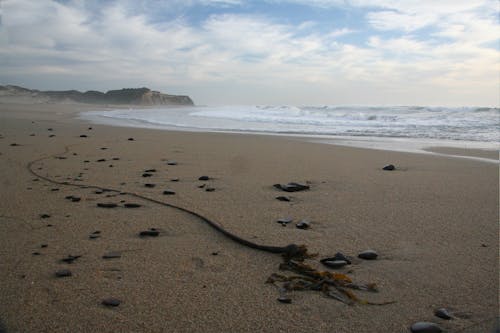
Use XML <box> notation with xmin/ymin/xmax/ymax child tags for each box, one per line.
<box><xmin>0</xmin><ymin>103</ymin><xmax>498</xmax><ymax>332</ymax></box>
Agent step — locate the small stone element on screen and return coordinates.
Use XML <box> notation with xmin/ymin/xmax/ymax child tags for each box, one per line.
<box><xmin>274</xmin><ymin>182</ymin><xmax>310</xmax><ymax>192</ymax></box>
<box><xmin>40</xmin><ymin>214</ymin><xmax>51</xmax><ymax>219</ymax></box>
<box><xmin>481</xmin><ymin>243</ymin><xmax>488</xmax><ymax>247</ymax></box>
<box><xmin>383</xmin><ymin>164</ymin><xmax>396</xmax><ymax>171</ymax></box>
<box><xmin>102</xmin><ymin>252</ymin><xmax>121</xmax><ymax>259</ymax></box>
<box><xmin>142</xmin><ymin>173</ymin><xmax>152</xmax><ymax>177</ymax></box>
<box><xmin>10</xmin><ymin>143</ymin><xmax>20</xmax><ymax>146</ymax></box>
<box><xmin>88</xmin><ymin>127</ymin><xmax>93</xmax><ymax>130</ymax></box>
<box><xmin>108</xmin><ymin>165</ymin><xmax>113</xmax><ymax>168</ymax></box>
<box><xmin>410</xmin><ymin>322</ymin><xmax>442</xmax><ymax>333</ymax></box>
<box><xmin>277</xmin><ymin>289</ymin><xmax>291</xmax><ymax>304</ymax></box>
<box><xmin>60</xmin><ymin>255</ymin><xmax>81</xmax><ymax>264</ymax></box>
<box><xmin>55</xmin><ymin>269</ymin><xmax>72</xmax><ymax>278</ymax></box>
<box><xmin>41</xmin><ymin>244</ymin><xmax>48</xmax><ymax>248</ymax></box>
<box><xmin>198</xmin><ymin>184</ymin><xmax>206</xmax><ymax>188</ymax></box>
<box><xmin>92</xmin><ymin>230</ymin><xmax>101</xmax><ymax>234</ymax></box>
<box><xmin>167</xmin><ymin>161</ymin><xmax>178</xmax><ymax>165</ymax></box>
<box><xmin>50</xmin><ymin>188</ymin><xmax>59</xmax><ymax>192</ymax></box>
<box><xmin>211</xmin><ymin>252</ymin><xmax>219</xmax><ymax>256</ymax></box>
<box><xmin>139</xmin><ymin>230</ymin><xmax>160</xmax><ymax>237</ymax></box>
<box><xmin>94</xmin><ymin>190</ymin><xmax>103</xmax><ymax>194</ymax></box>
<box><xmin>32</xmin><ymin>252</ymin><xmax>41</xmax><ymax>256</ymax></box>
<box><xmin>144</xmin><ymin>169</ymin><xmax>156</xmax><ymax>172</ymax></box>
<box><xmin>97</xmin><ymin>158</ymin><xmax>106</xmax><ymax>162</ymax></box>
<box><xmin>127</xmin><ymin>137</ymin><xmax>134</xmax><ymax>141</ymax></box>
<box><xmin>100</xmin><ymin>147</ymin><xmax>107</xmax><ymax>150</ymax></box>
<box><xmin>170</xmin><ymin>178</ymin><xmax>179</xmax><ymax>182</ymax></box>
<box><xmin>358</xmin><ymin>249</ymin><xmax>378</xmax><ymax>260</ymax></box>
<box><xmin>123</xmin><ymin>203</ymin><xmax>141</xmax><ymax>208</ymax></box>
<box><xmin>97</xmin><ymin>203</ymin><xmax>118</xmax><ymax>208</ymax></box>
<box><xmin>276</xmin><ymin>218</ymin><xmax>293</xmax><ymax>226</ymax></box>
<box><xmin>276</xmin><ymin>196</ymin><xmax>291</xmax><ymax>202</ymax></box>
<box><xmin>80</xmin><ymin>134</ymin><xmax>87</xmax><ymax>138</ymax></box>
<box><xmin>163</xmin><ymin>190</ymin><xmax>176</xmax><ymax>195</ymax></box>
<box><xmin>434</xmin><ymin>308</ymin><xmax>453</xmax><ymax>320</ymax></box>
<box><xmin>49</xmin><ymin>134</ymin><xmax>55</xmax><ymax>137</ymax></box>
<box><xmin>144</xmin><ymin>183</ymin><xmax>156</xmax><ymax>188</ymax></box>
<box><xmin>102</xmin><ymin>298</ymin><xmax>121</xmax><ymax>307</ymax></box>
<box><xmin>89</xmin><ymin>234</ymin><xmax>100</xmax><ymax>239</ymax></box>
<box><xmin>320</xmin><ymin>259</ymin><xmax>348</xmax><ymax>269</ymax></box>
<box><xmin>112</xmin><ymin>157</ymin><xmax>120</xmax><ymax>160</ymax></box>
<box><xmin>331</xmin><ymin>252</ymin><xmax>352</xmax><ymax>264</ymax></box>
<box><xmin>198</xmin><ymin>176</ymin><xmax>210</xmax><ymax>181</ymax></box>
<box><xmin>205</xmin><ymin>187</ymin><xmax>215</xmax><ymax>192</ymax></box>
<box><xmin>296</xmin><ymin>220</ymin><xmax>310</xmax><ymax>229</ymax></box>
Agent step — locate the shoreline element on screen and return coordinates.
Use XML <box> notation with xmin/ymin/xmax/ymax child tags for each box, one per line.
<box><xmin>0</xmin><ymin>102</ymin><xmax>498</xmax><ymax>332</ymax></box>
<box><xmin>78</xmin><ymin>106</ymin><xmax>498</xmax><ymax>164</ymax></box>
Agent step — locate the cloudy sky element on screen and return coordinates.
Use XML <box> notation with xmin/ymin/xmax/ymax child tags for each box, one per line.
<box><xmin>0</xmin><ymin>0</ymin><xmax>498</xmax><ymax>106</ymax></box>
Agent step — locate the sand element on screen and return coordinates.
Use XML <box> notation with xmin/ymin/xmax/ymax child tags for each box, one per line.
<box><xmin>0</xmin><ymin>102</ymin><xmax>498</xmax><ymax>333</ymax></box>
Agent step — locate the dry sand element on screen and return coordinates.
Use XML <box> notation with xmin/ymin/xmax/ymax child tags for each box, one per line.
<box><xmin>0</xmin><ymin>103</ymin><xmax>498</xmax><ymax>333</ymax></box>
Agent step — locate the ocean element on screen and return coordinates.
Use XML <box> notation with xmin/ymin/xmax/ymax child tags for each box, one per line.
<box><xmin>80</xmin><ymin>105</ymin><xmax>499</xmax><ymax>162</ymax></box>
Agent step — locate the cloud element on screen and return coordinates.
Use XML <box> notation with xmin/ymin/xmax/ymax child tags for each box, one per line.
<box><xmin>0</xmin><ymin>0</ymin><xmax>498</xmax><ymax>105</ymax></box>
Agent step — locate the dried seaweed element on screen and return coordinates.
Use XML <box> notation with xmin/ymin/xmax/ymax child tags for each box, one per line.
<box><xmin>266</xmin><ymin>248</ymin><xmax>395</xmax><ymax>306</ymax></box>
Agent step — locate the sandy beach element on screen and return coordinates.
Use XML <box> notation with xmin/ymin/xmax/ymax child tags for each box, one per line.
<box><xmin>0</xmin><ymin>103</ymin><xmax>498</xmax><ymax>333</ymax></box>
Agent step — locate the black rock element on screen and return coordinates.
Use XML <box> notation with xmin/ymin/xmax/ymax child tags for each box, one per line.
<box><xmin>49</xmin><ymin>134</ymin><xmax>56</xmax><ymax>137</ymax></box>
<box><xmin>277</xmin><ymin>289</ymin><xmax>292</xmax><ymax>304</ymax></box>
<box><xmin>434</xmin><ymin>308</ymin><xmax>453</xmax><ymax>320</ymax></box>
<box><xmin>127</xmin><ymin>138</ymin><xmax>134</xmax><ymax>141</ymax></box>
<box><xmin>163</xmin><ymin>190</ymin><xmax>176</xmax><ymax>195</ymax></box>
<box><xmin>139</xmin><ymin>230</ymin><xmax>160</xmax><ymax>237</ymax></box>
<box><xmin>97</xmin><ymin>159</ymin><xmax>106</xmax><ymax>162</ymax></box>
<box><xmin>410</xmin><ymin>322</ymin><xmax>442</xmax><ymax>333</ymax></box>
<box><xmin>144</xmin><ymin>183</ymin><xmax>156</xmax><ymax>188</ymax></box>
<box><xmin>102</xmin><ymin>298</ymin><xmax>121</xmax><ymax>307</ymax></box>
<box><xmin>123</xmin><ymin>203</ymin><xmax>141</xmax><ymax>208</ymax></box>
<box><xmin>55</xmin><ymin>269</ymin><xmax>72</xmax><ymax>278</ymax></box>
<box><xmin>170</xmin><ymin>178</ymin><xmax>179</xmax><ymax>182</ymax></box>
<box><xmin>198</xmin><ymin>176</ymin><xmax>210</xmax><ymax>181</ymax></box>
<box><xmin>102</xmin><ymin>251</ymin><xmax>121</xmax><ymax>259</ymax></box>
<box><xmin>320</xmin><ymin>259</ymin><xmax>348</xmax><ymax>269</ymax></box>
<box><xmin>94</xmin><ymin>190</ymin><xmax>104</xmax><ymax>194</ymax></box>
<box><xmin>60</xmin><ymin>255</ymin><xmax>81</xmax><ymax>264</ymax></box>
<box><xmin>198</xmin><ymin>184</ymin><xmax>206</xmax><ymax>188</ymax></box>
<box><xmin>331</xmin><ymin>252</ymin><xmax>352</xmax><ymax>264</ymax></box>
<box><xmin>205</xmin><ymin>187</ymin><xmax>215</xmax><ymax>192</ymax></box>
<box><xmin>80</xmin><ymin>134</ymin><xmax>88</xmax><ymax>138</ymax></box>
<box><xmin>50</xmin><ymin>188</ymin><xmax>59</xmax><ymax>192</ymax></box>
<box><xmin>276</xmin><ymin>218</ymin><xmax>293</xmax><ymax>226</ymax></box>
<box><xmin>112</xmin><ymin>157</ymin><xmax>120</xmax><ymax>160</ymax></box>
<box><xmin>40</xmin><ymin>214</ymin><xmax>51</xmax><ymax>219</ymax></box>
<box><xmin>32</xmin><ymin>251</ymin><xmax>41</xmax><ymax>256</ymax></box>
<box><xmin>144</xmin><ymin>169</ymin><xmax>156</xmax><ymax>172</ymax></box>
<box><xmin>382</xmin><ymin>164</ymin><xmax>396</xmax><ymax>171</ymax></box>
<box><xmin>41</xmin><ymin>244</ymin><xmax>48</xmax><ymax>248</ymax></box>
<box><xmin>100</xmin><ymin>147</ymin><xmax>107</xmax><ymax>150</ymax></box>
<box><xmin>89</xmin><ymin>234</ymin><xmax>100</xmax><ymax>239</ymax></box>
<box><xmin>10</xmin><ymin>143</ymin><xmax>20</xmax><ymax>146</ymax></box>
<box><xmin>97</xmin><ymin>203</ymin><xmax>118</xmax><ymax>208</ymax></box>
<box><xmin>358</xmin><ymin>249</ymin><xmax>378</xmax><ymax>260</ymax></box>
<box><xmin>142</xmin><ymin>173</ymin><xmax>152</xmax><ymax>177</ymax></box>
<box><xmin>65</xmin><ymin>195</ymin><xmax>81</xmax><ymax>202</ymax></box>
<box><xmin>88</xmin><ymin>127</ymin><xmax>93</xmax><ymax>130</ymax></box>
<box><xmin>296</xmin><ymin>220</ymin><xmax>311</xmax><ymax>229</ymax></box>
<box><xmin>276</xmin><ymin>196</ymin><xmax>291</xmax><ymax>202</ymax></box>
<box><xmin>274</xmin><ymin>182</ymin><xmax>310</xmax><ymax>192</ymax></box>
<box><xmin>167</xmin><ymin>161</ymin><xmax>178</xmax><ymax>165</ymax></box>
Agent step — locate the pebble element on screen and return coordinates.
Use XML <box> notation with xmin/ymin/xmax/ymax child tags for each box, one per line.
<box><xmin>65</xmin><ymin>195</ymin><xmax>81</xmax><ymax>202</ymax></box>
<box><xmin>142</xmin><ymin>173</ymin><xmax>152</xmax><ymax>177</ymax></box>
<box><xmin>144</xmin><ymin>183</ymin><xmax>156</xmax><ymax>188</ymax></box>
<box><xmin>144</xmin><ymin>169</ymin><xmax>156</xmax><ymax>172</ymax></box>
<box><xmin>383</xmin><ymin>164</ymin><xmax>396</xmax><ymax>171</ymax></box>
<box><xmin>60</xmin><ymin>255</ymin><xmax>81</xmax><ymax>264</ymax></box>
<box><xmin>170</xmin><ymin>178</ymin><xmax>179</xmax><ymax>182</ymax></box>
<box><xmin>124</xmin><ymin>203</ymin><xmax>141</xmax><ymax>208</ymax></box>
<box><xmin>331</xmin><ymin>252</ymin><xmax>352</xmax><ymax>264</ymax></box>
<box><xmin>97</xmin><ymin>203</ymin><xmax>118</xmax><ymax>208</ymax></box>
<box><xmin>79</xmin><ymin>134</ymin><xmax>87</xmax><ymax>138</ymax></box>
<box><xmin>102</xmin><ymin>252</ymin><xmax>121</xmax><ymax>259</ymax></box>
<box><xmin>41</xmin><ymin>244</ymin><xmax>48</xmax><ymax>248</ymax></box>
<box><xmin>97</xmin><ymin>158</ymin><xmax>106</xmax><ymax>162</ymax></box>
<box><xmin>205</xmin><ymin>187</ymin><xmax>215</xmax><ymax>192</ymax></box>
<box><xmin>40</xmin><ymin>214</ymin><xmax>51</xmax><ymax>219</ymax></box>
<box><xmin>277</xmin><ymin>289</ymin><xmax>291</xmax><ymax>304</ymax></box>
<box><xmin>358</xmin><ymin>249</ymin><xmax>378</xmax><ymax>260</ymax></box>
<box><xmin>167</xmin><ymin>161</ymin><xmax>178</xmax><ymax>165</ymax></box>
<box><xmin>127</xmin><ymin>137</ymin><xmax>134</xmax><ymax>141</ymax></box>
<box><xmin>434</xmin><ymin>308</ymin><xmax>452</xmax><ymax>320</ymax></box>
<box><xmin>320</xmin><ymin>259</ymin><xmax>348</xmax><ymax>269</ymax></box>
<box><xmin>139</xmin><ymin>229</ymin><xmax>160</xmax><ymax>237</ymax></box>
<box><xmin>112</xmin><ymin>157</ymin><xmax>120</xmax><ymax>160</ymax></box>
<box><xmin>163</xmin><ymin>190</ymin><xmax>176</xmax><ymax>195</ymax></box>
<box><xmin>198</xmin><ymin>176</ymin><xmax>210</xmax><ymax>181</ymax></box>
<box><xmin>276</xmin><ymin>196</ymin><xmax>291</xmax><ymax>202</ymax></box>
<box><xmin>89</xmin><ymin>234</ymin><xmax>100</xmax><ymax>239</ymax></box>
<box><xmin>295</xmin><ymin>220</ymin><xmax>311</xmax><ymax>229</ymax></box>
<box><xmin>274</xmin><ymin>182</ymin><xmax>310</xmax><ymax>192</ymax></box>
<box><xmin>32</xmin><ymin>252</ymin><xmax>41</xmax><ymax>256</ymax></box>
<box><xmin>198</xmin><ymin>184</ymin><xmax>206</xmax><ymax>188</ymax></box>
<box><xmin>410</xmin><ymin>322</ymin><xmax>442</xmax><ymax>333</ymax></box>
<box><xmin>277</xmin><ymin>218</ymin><xmax>293</xmax><ymax>226</ymax></box>
<box><xmin>10</xmin><ymin>143</ymin><xmax>20</xmax><ymax>146</ymax></box>
<box><xmin>102</xmin><ymin>298</ymin><xmax>121</xmax><ymax>307</ymax></box>
<box><xmin>55</xmin><ymin>269</ymin><xmax>72</xmax><ymax>278</ymax></box>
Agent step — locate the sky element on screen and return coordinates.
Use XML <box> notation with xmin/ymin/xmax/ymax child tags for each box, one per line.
<box><xmin>0</xmin><ymin>0</ymin><xmax>498</xmax><ymax>106</ymax></box>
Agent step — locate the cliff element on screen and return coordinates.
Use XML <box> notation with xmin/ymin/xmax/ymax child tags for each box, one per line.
<box><xmin>0</xmin><ymin>85</ymin><xmax>194</xmax><ymax>106</ymax></box>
